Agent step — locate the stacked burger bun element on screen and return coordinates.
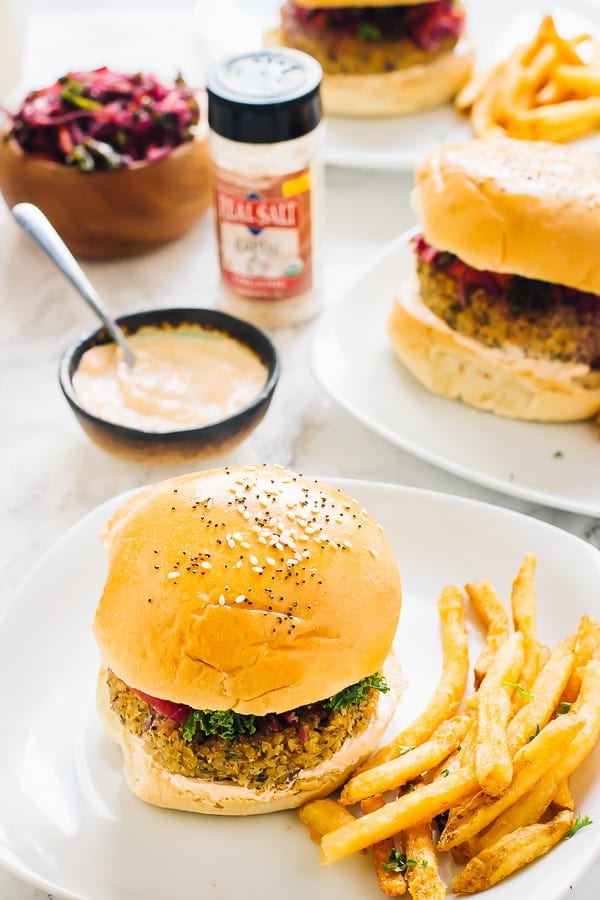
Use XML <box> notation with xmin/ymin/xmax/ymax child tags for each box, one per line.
<box><xmin>388</xmin><ymin>138</ymin><xmax>600</xmax><ymax>422</ymax></box>
<box><xmin>94</xmin><ymin>465</ymin><xmax>404</xmax><ymax>815</ymax></box>
<box><xmin>265</xmin><ymin>0</ymin><xmax>474</xmax><ymax>116</ymax></box>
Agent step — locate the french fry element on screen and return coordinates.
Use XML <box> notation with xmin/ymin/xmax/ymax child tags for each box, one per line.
<box><xmin>549</xmin><ymin>659</ymin><xmax>600</xmax><ymax>783</ymax></box>
<box><xmin>463</xmin><ymin>14</ymin><xmax>600</xmax><ymax>142</ymax></box>
<box><xmin>470</xmin><ymin>70</ymin><xmax>509</xmax><ymax>138</ymax></box>
<box><xmin>474</xmin><ymin>659</ymin><xmax>600</xmax><ymax>852</ymax></box>
<box><xmin>320</xmin><ymin>769</ymin><xmax>479</xmax><ymax>865</ymax></box>
<box><xmin>520</xmin><ymin>43</ymin><xmax>558</xmax><ymax>97</ymax></box>
<box><xmin>298</xmin><ymin>799</ymin><xmax>355</xmax><ymax>844</ymax></box>
<box><xmin>520</xmin><ymin>15</ymin><xmax>557</xmax><ymax>65</ymax></box>
<box><xmin>553</xmin><ymin>778</ymin><xmax>575</xmax><ymax>811</ymax></box>
<box><xmin>437</xmin><ymin>714</ymin><xmax>583</xmax><ymax>850</ymax></box>
<box><xmin>464</xmin><ymin>579</ymin><xmax>510</xmax><ymax>688</ymax></box>
<box><xmin>507</xmin><ymin>97</ymin><xmax>600</xmax><ymax>142</ymax></box>
<box><xmin>454</xmin><ymin>66</ymin><xmax>495</xmax><ymax>112</ymax></box>
<box><xmin>534</xmin><ymin>14</ymin><xmax>585</xmax><ymax>65</ymax></box>
<box><xmin>433</xmin><ymin>720</ymin><xmax>475</xmax><ymax>780</ymax></box>
<box><xmin>362</xmin><ymin>796</ymin><xmax>408</xmax><ymax>897</ymax></box>
<box><xmin>341</xmin><ymin>715</ymin><xmax>471</xmax><ymax>805</ymax></box>
<box><xmin>364</xmin><ymin>586</ymin><xmax>469</xmax><ymax>770</ymax></box>
<box><xmin>554</xmin><ymin>63</ymin><xmax>600</xmax><ymax>95</ymax></box>
<box><xmin>535</xmin><ymin>79</ymin><xmax>573</xmax><ymax>106</ymax></box>
<box><xmin>506</xmin><ymin>633</ymin><xmax>576</xmax><ymax>754</ymax></box>
<box><xmin>470</xmin><ymin>776</ymin><xmax>557</xmax><ymax>854</ymax></box>
<box><xmin>510</xmin><ymin>554</ymin><xmax>539</xmax><ymax>706</ymax></box>
<box><xmin>493</xmin><ymin>48</ymin><xmax>534</xmax><ymax>122</ymax></box>
<box><xmin>562</xmin><ymin>615</ymin><xmax>600</xmax><ymax>702</ymax></box>
<box><xmin>475</xmin><ymin>632</ymin><xmax>524</xmax><ymax>796</ymax></box>
<box><xmin>451</xmin><ymin>810</ymin><xmax>574</xmax><ymax>894</ymax></box>
<box><xmin>404</xmin><ymin>822</ymin><xmax>446</xmax><ymax>900</ymax></box>
<box><xmin>472</xmin><ymin>660</ymin><xmax>600</xmax><ymax>854</ymax></box>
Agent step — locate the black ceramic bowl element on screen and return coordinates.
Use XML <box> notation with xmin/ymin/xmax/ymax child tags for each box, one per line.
<box><xmin>59</xmin><ymin>307</ymin><xmax>280</xmax><ymax>464</ymax></box>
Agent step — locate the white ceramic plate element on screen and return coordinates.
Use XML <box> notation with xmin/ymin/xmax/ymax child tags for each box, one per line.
<box><xmin>311</xmin><ymin>231</ymin><xmax>600</xmax><ymax>516</ymax></box>
<box><xmin>1</xmin><ymin>481</ymin><xmax>600</xmax><ymax>899</ymax></box>
<box><xmin>193</xmin><ymin>0</ymin><xmax>600</xmax><ymax>170</ymax></box>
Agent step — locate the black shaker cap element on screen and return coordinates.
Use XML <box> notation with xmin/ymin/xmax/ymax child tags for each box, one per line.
<box><xmin>207</xmin><ymin>49</ymin><xmax>322</xmax><ymax>144</ymax></box>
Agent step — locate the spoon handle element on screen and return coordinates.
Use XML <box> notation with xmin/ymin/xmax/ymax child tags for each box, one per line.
<box><xmin>12</xmin><ymin>202</ymin><xmax>136</xmax><ymax>367</ymax></box>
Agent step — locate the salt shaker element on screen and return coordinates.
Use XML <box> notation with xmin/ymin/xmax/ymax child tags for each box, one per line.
<box><xmin>207</xmin><ymin>49</ymin><xmax>324</xmax><ymax>328</ymax></box>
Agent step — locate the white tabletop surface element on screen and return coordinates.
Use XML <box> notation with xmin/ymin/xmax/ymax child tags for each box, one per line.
<box><xmin>1</xmin><ymin>3</ymin><xmax>600</xmax><ymax>899</ymax></box>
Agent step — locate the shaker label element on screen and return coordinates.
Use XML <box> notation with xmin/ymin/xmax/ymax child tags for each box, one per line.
<box><xmin>214</xmin><ymin>168</ymin><xmax>313</xmax><ymax>301</ymax></box>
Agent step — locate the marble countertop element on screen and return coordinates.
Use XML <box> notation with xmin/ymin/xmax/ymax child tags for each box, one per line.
<box><xmin>1</xmin><ymin>4</ymin><xmax>599</xmax><ymax>899</ymax></box>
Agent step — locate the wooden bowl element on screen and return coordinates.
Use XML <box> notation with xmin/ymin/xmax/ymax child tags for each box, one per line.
<box><xmin>58</xmin><ymin>307</ymin><xmax>280</xmax><ymax>464</ymax></box>
<box><xmin>0</xmin><ymin>129</ymin><xmax>212</xmax><ymax>259</ymax></box>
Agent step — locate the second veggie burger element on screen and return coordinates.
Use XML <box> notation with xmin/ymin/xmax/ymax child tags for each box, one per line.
<box><xmin>265</xmin><ymin>1</ymin><xmax>474</xmax><ymax>116</ymax></box>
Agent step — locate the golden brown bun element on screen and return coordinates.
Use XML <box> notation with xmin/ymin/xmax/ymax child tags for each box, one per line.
<box><xmin>414</xmin><ymin>137</ymin><xmax>600</xmax><ymax>295</ymax></box>
<box><xmin>94</xmin><ymin>465</ymin><xmax>402</xmax><ymax>715</ymax></box>
<box><xmin>264</xmin><ymin>29</ymin><xmax>474</xmax><ymax>117</ymax></box>
<box><xmin>97</xmin><ymin>653</ymin><xmax>405</xmax><ymax>815</ymax></box>
<box><xmin>388</xmin><ymin>278</ymin><xmax>600</xmax><ymax>422</ymax></box>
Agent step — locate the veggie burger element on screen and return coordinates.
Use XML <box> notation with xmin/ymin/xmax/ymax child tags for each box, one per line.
<box><xmin>265</xmin><ymin>0</ymin><xmax>474</xmax><ymax>116</ymax></box>
<box><xmin>389</xmin><ymin>137</ymin><xmax>600</xmax><ymax>421</ymax></box>
<box><xmin>94</xmin><ymin>465</ymin><xmax>403</xmax><ymax>815</ymax></box>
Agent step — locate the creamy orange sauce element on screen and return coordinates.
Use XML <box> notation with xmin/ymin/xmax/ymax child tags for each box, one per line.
<box><xmin>72</xmin><ymin>325</ymin><xmax>268</xmax><ymax>432</ymax></box>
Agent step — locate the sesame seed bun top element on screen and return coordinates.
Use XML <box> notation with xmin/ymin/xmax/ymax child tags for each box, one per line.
<box><xmin>93</xmin><ymin>465</ymin><xmax>402</xmax><ymax>716</ymax></box>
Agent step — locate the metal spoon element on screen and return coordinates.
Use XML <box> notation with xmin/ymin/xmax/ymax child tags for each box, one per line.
<box><xmin>12</xmin><ymin>202</ymin><xmax>136</xmax><ymax>368</ymax></box>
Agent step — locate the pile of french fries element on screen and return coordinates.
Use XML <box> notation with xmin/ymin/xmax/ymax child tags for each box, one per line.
<box><xmin>298</xmin><ymin>553</ymin><xmax>600</xmax><ymax>897</ymax></box>
<box><xmin>456</xmin><ymin>15</ymin><xmax>600</xmax><ymax>142</ymax></box>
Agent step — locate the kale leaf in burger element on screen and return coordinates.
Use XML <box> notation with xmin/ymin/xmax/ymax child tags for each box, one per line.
<box><xmin>265</xmin><ymin>0</ymin><xmax>474</xmax><ymax>116</ymax></box>
<box><xmin>388</xmin><ymin>137</ymin><xmax>600</xmax><ymax>421</ymax></box>
<box><xmin>94</xmin><ymin>465</ymin><xmax>403</xmax><ymax>815</ymax></box>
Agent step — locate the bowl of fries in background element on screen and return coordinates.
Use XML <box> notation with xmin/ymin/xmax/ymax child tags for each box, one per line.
<box><xmin>457</xmin><ymin>14</ymin><xmax>600</xmax><ymax>143</ymax></box>
<box><xmin>298</xmin><ymin>549</ymin><xmax>600</xmax><ymax>897</ymax></box>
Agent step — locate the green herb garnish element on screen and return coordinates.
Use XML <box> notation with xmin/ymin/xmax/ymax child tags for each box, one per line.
<box><xmin>322</xmin><ymin>673</ymin><xmax>389</xmax><ymax>713</ymax></box>
<box><xmin>553</xmin><ymin>450</ymin><xmax>564</xmax><ymax>459</ymax></box>
<box><xmin>182</xmin><ymin>672</ymin><xmax>389</xmax><ymax>740</ymax></box>
<box><xmin>565</xmin><ymin>814</ymin><xmax>593</xmax><ymax>839</ymax></box>
<box><xmin>382</xmin><ymin>848</ymin><xmax>429</xmax><ymax>873</ymax></box>
<box><xmin>357</xmin><ymin>22</ymin><xmax>382</xmax><ymax>41</ymax></box>
<box><xmin>528</xmin><ymin>724</ymin><xmax>541</xmax><ymax>742</ymax></box>
<box><xmin>399</xmin><ymin>746</ymin><xmax>416</xmax><ymax>756</ymax></box>
<box><xmin>503</xmin><ymin>681</ymin><xmax>534</xmax><ymax>700</ymax></box>
<box><xmin>440</xmin><ymin>769</ymin><xmax>450</xmax><ymax>777</ymax></box>
<box><xmin>183</xmin><ymin>709</ymin><xmax>257</xmax><ymax>742</ymax></box>
<box><xmin>557</xmin><ymin>701</ymin><xmax>572</xmax><ymax>715</ymax></box>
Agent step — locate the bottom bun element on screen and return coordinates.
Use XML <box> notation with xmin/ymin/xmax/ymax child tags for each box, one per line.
<box><xmin>388</xmin><ymin>280</ymin><xmax>600</xmax><ymax>422</ymax></box>
<box><xmin>98</xmin><ymin>652</ymin><xmax>404</xmax><ymax>816</ymax></box>
<box><xmin>264</xmin><ymin>30</ymin><xmax>474</xmax><ymax>117</ymax></box>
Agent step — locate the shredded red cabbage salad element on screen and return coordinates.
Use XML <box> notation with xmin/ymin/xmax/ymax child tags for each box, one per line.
<box><xmin>6</xmin><ymin>67</ymin><xmax>200</xmax><ymax>172</ymax></box>
<box><xmin>413</xmin><ymin>233</ymin><xmax>600</xmax><ymax>312</ymax></box>
<box><xmin>289</xmin><ymin>1</ymin><xmax>464</xmax><ymax>52</ymax></box>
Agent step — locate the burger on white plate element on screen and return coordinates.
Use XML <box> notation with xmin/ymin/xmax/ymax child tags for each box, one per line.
<box><xmin>388</xmin><ymin>137</ymin><xmax>600</xmax><ymax>422</ymax></box>
<box><xmin>265</xmin><ymin>1</ymin><xmax>474</xmax><ymax>116</ymax></box>
<box><xmin>94</xmin><ymin>465</ymin><xmax>403</xmax><ymax>815</ymax></box>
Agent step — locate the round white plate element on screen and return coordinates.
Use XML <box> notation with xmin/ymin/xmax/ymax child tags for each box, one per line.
<box><xmin>193</xmin><ymin>0</ymin><xmax>600</xmax><ymax>170</ymax></box>
<box><xmin>1</xmin><ymin>481</ymin><xmax>600</xmax><ymax>899</ymax></box>
<box><xmin>311</xmin><ymin>231</ymin><xmax>600</xmax><ymax>516</ymax></box>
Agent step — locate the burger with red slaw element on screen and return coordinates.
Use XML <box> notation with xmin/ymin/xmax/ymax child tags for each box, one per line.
<box><xmin>388</xmin><ymin>137</ymin><xmax>600</xmax><ymax>421</ymax></box>
<box><xmin>265</xmin><ymin>1</ymin><xmax>474</xmax><ymax>116</ymax></box>
<box><xmin>94</xmin><ymin>465</ymin><xmax>403</xmax><ymax>815</ymax></box>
